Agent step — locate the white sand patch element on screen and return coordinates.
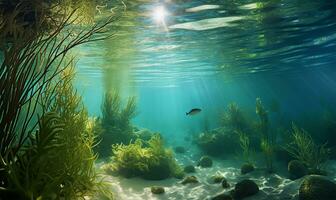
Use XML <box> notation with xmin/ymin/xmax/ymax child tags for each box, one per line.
<box><xmin>168</xmin><ymin>17</ymin><xmax>244</xmax><ymax>31</ymax></box>
<box><xmin>185</xmin><ymin>5</ymin><xmax>221</xmax><ymax>13</ymax></box>
<box><xmin>97</xmin><ymin>158</ymin><xmax>336</xmax><ymax>200</ymax></box>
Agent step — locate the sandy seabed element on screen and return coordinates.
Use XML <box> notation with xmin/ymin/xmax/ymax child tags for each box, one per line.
<box><xmin>100</xmin><ymin>153</ymin><xmax>336</xmax><ymax>200</ymax></box>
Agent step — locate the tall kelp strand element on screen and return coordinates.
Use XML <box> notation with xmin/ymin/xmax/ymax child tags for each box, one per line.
<box><xmin>0</xmin><ymin>0</ymin><xmax>118</xmax><ymax>199</ymax></box>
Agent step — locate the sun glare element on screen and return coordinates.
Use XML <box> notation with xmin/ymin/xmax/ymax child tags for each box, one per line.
<box><xmin>152</xmin><ymin>6</ymin><xmax>169</xmax><ymax>31</ymax></box>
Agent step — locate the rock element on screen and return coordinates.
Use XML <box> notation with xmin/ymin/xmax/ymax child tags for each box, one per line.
<box><xmin>211</xmin><ymin>174</ymin><xmax>225</xmax><ymax>183</ymax></box>
<box><xmin>288</xmin><ymin>160</ymin><xmax>308</xmax><ymax>179</ymax></box>
<box><xmin>232</xmin><ymin>179</ymin><xmax>259</xmax><ymax>199</ymax></box>
<box><xmin>181</xmin><ymin>175</ymin><xmax>199</xmax><ymax>185</ymax></box>
<box><xmin>212</xmin><ymin>192</ymin><xmax>233</xmax><ymax>200</ymax></box>
<box><xmin>184</xmin><ymin>165</ymin><xmax>195</xmax><ymax>173</ymax></box>
<box><xmin>151</xmin><ymin>186</ymin><xmax>165</xmax><ymax>194</ymax></box>
<box><xmin>198</xmin><ymin>156</ymin><xmax>213</xmax><ymax>168</ymax></box>
<box><xmin>299</xmin><ymin>175</ymin><xmax>336</xmax><ymax>200</ymax></box>
<box><xmin>222</xmin><ymin>178</ymin><xmax>230</xmax><ymax>188</ymax></box>
<box><xmin>174</xmin><ymin>146</ymin><xmax>186</xmax><ymax>154</ymax></box>
<box><xmin>241</xmin><ymin>163</ymin><xmax>255</xmax><ymax>175</ymax></box>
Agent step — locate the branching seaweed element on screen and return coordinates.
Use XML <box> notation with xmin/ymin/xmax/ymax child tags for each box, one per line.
<box><xmin>2</xmin><ymin>67</ymin><xmax>113</xmax><ymax>199</ymax></box>
<box><xmin>109</xmin><ymin>134</ymin><xmax>182</xmax><ymax>180</ymax></box>
<box><xmin>221</xmin><ymin>103</ymin><xmax>250</xmax><ymax>133</ymax></box>
<box><xmin>97</xmin><ymin>91</ymin><xmax>137</xmax><ymax>157</ymax></box>
<box><xmin>0</xmin><ymin>1</ymin><xmax>117</xmax><ymax>161</ymax></box>
<box><xmin>256</xmin><ymin>98</ymin><xmax>274</xmax><ymax>172</ymax></box>
<box><xmin>237</xmin><ymin>131</ymin><xmax>255</xmax><ymax>164</ymax></box>
<box><xmin>286</xmin><ymin>123</ymin><xmax>330</xmax><ymax>172</ymax></box>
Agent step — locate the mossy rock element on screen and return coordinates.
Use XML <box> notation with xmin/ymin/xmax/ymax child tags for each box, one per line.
<box><xmin>198</xmin><ymin>156</ymin><xmax>213</xmax><ymax>168</ymax></box>
<box><xmin>174</xmin><ymin>146</ymin><xmax>186</xmax><ymax>154</ymax></box>
<box><xmin>241</xmin><ymin>163</ymin><xmax>255</xmax><ymax>175</ymax></box>
<box><xmin>151</xmin><ymin>186</ymin><xmax>165</xmax><ymax>194</ymax></box>
<box><xmin>211</xmin><ymin>174</ymin><xmax>225</xmax><ymax>183</ymax></box>
<box><xmin>299</xmin><ymin>175</ymin><xmax>336</xmax><ymax>200</ymax></box>
<box><xmin>288</xmin><ymin>160</ymin><xmax>308</xmax><ymax>179</ymax></box>
<box><xmin>222</xmin><ymin>178</ymin><xmax>230</xmax><ymax>188</ymax></box>
<box><xmin>143</xmin><ymin>159</ymin><xmax>171</xmax><ymax>180</ymax></box>
<box><xmin>232</xmin><ymin>179</ymin><xmax>259</xmax><ymax>199</ymax></box>
<box><xmin>212</xmin><ymin>192</ymin><xmax>233</xmax><ymax>200</ymax></box>
<box><xmin>184</xmin><ymin>165</ymin><xmax>196</xmax><ymax>173</ymax></box>
<box><xmin>181</xmin><ymin>175</ymin><xmax>199</xmax><ymax>185</ymax></box>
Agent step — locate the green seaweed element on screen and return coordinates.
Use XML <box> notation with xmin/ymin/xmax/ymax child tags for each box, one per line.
<box><xmin>96</xmin><ymin>91</ymin><xmax>137</xmax><ymax>157</ymax></box>
<box><xmin>1</xmin><ymin>67</ymin><xmax>114</xmax><ymax>200</ymax></box>
<box><xmin>286</xmin><ymin>123</ymin><xmax>330</xmax><ymax>172</ymax></box>
<box><xmin>256</xmin><ymin>98</ymin><xmax>274</xmax><ymax>172</ymax></box>
<box><xmin>237</xmin><ymin>131</ymin><xmax>255</xmax><ymax>164</ymax></box>
<box><xmin>221</xmin><ymin>103</ymin><xmax>250</xmax><ymax>133</ymax></box>
<box><xmin>109</xmin><ymin>134</ymin><xmax>182</xmax><ymax>180</ymax></box>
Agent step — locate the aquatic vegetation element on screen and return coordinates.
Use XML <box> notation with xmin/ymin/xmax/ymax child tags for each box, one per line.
<box><xmin>286</xmin><ymin>123</ymin><xmax>330</xmax><ymax>172</ymax></box>
<box><xmin>237</xmin><ymin>131</ymin><xmax>255</xmax><ymax>165</ymax></box>
<box><xmin>195</xmin><ymin>128</ymin><xmax>240</xmax><ymax>156</ymax></box>
<box><xmin>96</xmin><ymin>91</ymin><xmax>138</xmax><ymax>157</ymax></box>
<box><xmin>109</xmin><ymin>134</ymin><xmax>182</xmax><ymax>180</ymax></box>
<box><xmin>221</xmin><ymin>103</ymin><xmax>250</xmax><ymax>133</ymax></box>
<box><xmin>2</xmin><ymin>68</ymin><xmax>113</xmax><ymax>199</ymax></box>
<box><xmin>0</xmin><ymin>2</ymin><xmax>116</xmax><ymax>161</ymax></box>
<box><xmin>260</xmin><ymin>138</ymin><xmax>275</xmax><ymax>172</ymax></box>
<box><xmin>256</xmin><ymin>98</ymin><xmax>275</xmax><ymax>172</ymax></box>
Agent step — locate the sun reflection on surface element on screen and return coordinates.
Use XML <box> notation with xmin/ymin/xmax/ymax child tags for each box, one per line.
<box><xmin>152</xmin><ymin>5</ymin><xmax>169</xmax><ymax>31</ymax></box>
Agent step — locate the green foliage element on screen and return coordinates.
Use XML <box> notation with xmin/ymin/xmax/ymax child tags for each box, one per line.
<box><xmin>286</xmin><ymin>123</ymin><xmax>330</xmax><ymax>172</ymax></box>
<box><xmin>109</xmin><ymin>134</ymin><xmax>182</xmax><ymax>180</ymax></box>
<box><xmin>97</xmin><ymin>91</ymin><xmax>137</xmax><ymax>157</ymax></box>
<box><xmin>237</xmin><ymin>131</ymin><xmax>255</xmax><ymax>164</ymax></box>
<box><xmin>260</xmin><ymin>138</ymin><xmax>274</xmax><ymax>172</ymax></box>
<box><xmin>256</xmin><ymin>97</ymin><xmax>274</xmax><ymax>172</ymax></box>
<box><xmin>256</xmin><ymin>98</ymin><xmax>269</xmax><ymax>137</ymax></box>
<box><xmin>2</xmin><ymin>68</ymin><xmax>113</xmax><ymax>199</ymax></box>
<box><xmin>195</xmin><ymin>128</ymin><xmax>240</xmax><ymax>157</ymax></box>
<box><xmin>221</xmin><ymin>103</ymin><xmax>250</xmax><ymax>133</ymax></box>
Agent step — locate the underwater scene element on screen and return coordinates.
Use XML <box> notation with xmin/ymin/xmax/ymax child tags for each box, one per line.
<box><xmin>1</xmin><ymin>0</ymin><xmax>336</xmax><ymax>199</ymax></box>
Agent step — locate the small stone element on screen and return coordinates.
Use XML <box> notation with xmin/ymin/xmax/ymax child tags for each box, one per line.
<box><xmin>151</xmin><ymin>186</ymin><xmax>165</xmax><ymax>194</ymax></box>
<box><xmin>299</xmin><ymin>175</ymin><xmax>336</xmax><ymax>200</ymax></box>
<box><xmin>288</xmin><ymin>160</ymin><xmax>308</xmax><ymax>179</ymax></box>
<box><xmin>184</xmin><ymin>165</ymin><xmax>195</xmax><ymax>173</ymax></box>
<box><xmin>211</xmin><ymin>174</ymin><xmax>225</xmax><ymax>183</ymax></box>
<box><xmin>222</xmin><ymin>178</ymin><xmax>230</xmax><ymax>188</ymax></box>
<box><xmin>181</xmin><ymin>175</ymin><xmax>199</xmax><ymax>185</ymax></box>
<box><xmin>232</xmin><ymin>179</ymin><xmax>259</xmax><ymax>199</ymax></box>
<box><xmin>241</xmin><ymin>163</ymin><xmax>255</xmax><ymax>175</ymax></box>
<box><xmin>174</xmin><ymin>146</ymin><xmax>186</xmax><ymax>154</ymax></box>
<box><xmin>198</xmin><ymin>156</ymin><xmax>213</xmax><ymax>168</ymax></box>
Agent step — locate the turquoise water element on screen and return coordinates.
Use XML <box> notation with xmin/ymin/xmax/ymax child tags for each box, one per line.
<box><xmin>74</xmin><ymin>0</ymin><xmax>336</xmax><ymax>141</ymax></box>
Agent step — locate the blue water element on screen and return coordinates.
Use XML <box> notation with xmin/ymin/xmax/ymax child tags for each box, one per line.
<box><xmin>74</xmin><ymin>0</ymin><xmax>336</xmax><ymax>140</ymax></box>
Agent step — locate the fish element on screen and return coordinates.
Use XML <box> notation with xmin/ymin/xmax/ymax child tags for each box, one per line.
<box><xmin>186</xmin><ymin>108</ymin><xmax>201</xmax><ymax>116</ymax></box>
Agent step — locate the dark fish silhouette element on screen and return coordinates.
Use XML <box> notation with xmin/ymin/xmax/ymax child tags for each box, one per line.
<box><xmin>186</xmin><ymin>108</ymin><xmax>201</xmax><ymax>116</ymax></box>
